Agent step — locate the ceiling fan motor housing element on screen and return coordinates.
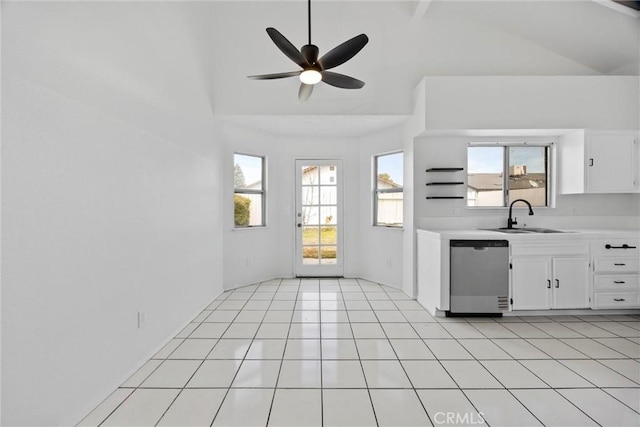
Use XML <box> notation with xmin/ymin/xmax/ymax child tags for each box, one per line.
<box><xmin>301</xmin><ymin>44</ymin><xmax>320</xmax><ymax>66</ymax></box>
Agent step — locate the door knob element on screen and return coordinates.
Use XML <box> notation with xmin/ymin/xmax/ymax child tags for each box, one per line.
<box><xmin>297</xmin><ymin>223</ymin><xmax>302</xmax><ymax>228</ymax></box>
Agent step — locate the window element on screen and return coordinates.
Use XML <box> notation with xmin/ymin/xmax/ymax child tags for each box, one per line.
<box><xmin>234</xmin><ymin>153</ymin><xmax>265</xmax><ymax>227</ymax></box>
<box><xmin>467</xmin><ymin>144</ymin><xmax>551</xmax><ymax>208</ymax></box>
<box><xmin>374</xmin><ymin>152</ymin><xmax>403</xmax><ymax>227</ymax></box>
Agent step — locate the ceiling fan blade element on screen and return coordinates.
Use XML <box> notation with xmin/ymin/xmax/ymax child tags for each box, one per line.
<box><xmin>318</xmin><ymin>34</ymin><xmax>369</xmax><ymax>70</ymax></box>
<box><xmin>266</xmin><ymin>27</ymin><xmax>308</xmax><ymax>68</ymax></box>
<box><xmin>298</xmin><ymin>83</ymin><xmax>314</xmax><ymax>101</ymax></box>
<box><xmin>248</xmin><ymin>71</ymin><xmax>301</xmax><ymax>80</ymax></box>
<box><xmin>321</xmin><ymin>71</ymin><xmax>365</xmax><ymax>89</ymax></box>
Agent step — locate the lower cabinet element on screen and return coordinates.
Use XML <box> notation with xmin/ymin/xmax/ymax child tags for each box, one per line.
<box><xmin>511</xmin><ymin>242</ymin><xmax>590</xmax><ymax>310</ymax></box>
<box><xmin>591</xmin><ymin>238</ymin><xmax>640</xmax><ymax>309</ymax></box>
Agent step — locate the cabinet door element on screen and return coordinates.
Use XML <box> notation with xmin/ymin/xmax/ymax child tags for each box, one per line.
<box><xmin>552</xmin><ymin>257</ymin><xmax>590</xmax><ymax>309</ymax></box>
<box><xmin>511</xmin><ymin>258</ymin><xmax>551</xmax><ymax>310</ymax></box>
<box><xmin>586</xmin><ymin>133</ymin><xmax>637</xmax><ymax>193</ymax></box>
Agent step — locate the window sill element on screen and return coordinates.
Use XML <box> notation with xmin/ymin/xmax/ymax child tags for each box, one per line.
<box><xmin>373</xmin><ymin>225</ymin><xmax>404</xmax><ymax>231</ymax></box>
<box><xmin>232</xmin><ymin>226</ymin><xmax>268</xmax><ymax>231</ymax></box>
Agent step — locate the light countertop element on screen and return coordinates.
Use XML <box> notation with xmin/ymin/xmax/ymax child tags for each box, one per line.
<box><xmin>417</xmin><ymin>228</ymin><xmax>640</xmax><ymax>241</ymax></box>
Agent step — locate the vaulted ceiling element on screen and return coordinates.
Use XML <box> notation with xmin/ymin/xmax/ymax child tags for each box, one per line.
<box><xmin>3</xmin><ymin>1</ymin><xmax>638</xmax><ymax>139</ymax></box>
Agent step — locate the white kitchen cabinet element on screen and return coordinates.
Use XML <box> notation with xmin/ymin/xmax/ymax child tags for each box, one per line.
<box><xmin>559</xmin><ymin>130</ymin><xmax>638</xmax><ymax>194</ymax></box>
<box><xmin>510</xmin><ymin>242</ymin><xmax>590</xmax><ymax>310</ymax></box>
<box><xmin>511</xmin><ymin>258</ymin><xmax>550</xmax><ymax>310</ymax></box>
<box><xmin>592</xmin><ymin>237</ymin><xmax>640</xmax><ymax>309</ymax></box>
<box><xmin>552</xmin><ymin>258</ymin><xmax>591</xmax><ymax>309</ymax></box>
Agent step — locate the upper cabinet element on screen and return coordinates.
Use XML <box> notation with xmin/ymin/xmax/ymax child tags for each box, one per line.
<box><xmin>558</xmin><ymin>130</ymin><xmax>638</xmax><ymax>194</ymax></box>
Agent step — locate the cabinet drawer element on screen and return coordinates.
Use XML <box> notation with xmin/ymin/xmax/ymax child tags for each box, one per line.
<box><xmin>594</xmin><ymin>275</ymin><xmax>640</xmax><ymax>291</ymax></box>
<box><xmin>511</xmin><ymin>243</ymin><xmax>589</xmax><ymax>257</ymax></box>
<box><xmin>593</xmin><ymin>291</ymin><xmax>639</xmax><ymax>309</ymax></box>
<box><xmin>595</xmin><ymin>257</ymin><xmax>640</xmax><ymax>273</ymax></box>
<box><xmin>592</xmin><ymin>238</ymin><xmax>639</xmax><ymax>258</ymax></box>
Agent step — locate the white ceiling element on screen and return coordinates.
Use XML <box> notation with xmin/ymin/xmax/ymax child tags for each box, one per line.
<box><xmin>3</xmin><ymin>0</ymin><xmax>639</xmax><ymax>138</ymax></box>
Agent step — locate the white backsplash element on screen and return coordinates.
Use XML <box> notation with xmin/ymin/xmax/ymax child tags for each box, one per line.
<box><xmin>418</xmin><ymin>215</ymin><xmax>640</xmax><ymax>231</ymax></box>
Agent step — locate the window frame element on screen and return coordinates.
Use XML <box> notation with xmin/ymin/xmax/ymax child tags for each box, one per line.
<box><xmin>467</xmin><ymin>141</ymin><xmax>554</xmax><ymax>209</ymax></box>
<box><xmin>233</xmin><ymin>152</ymin><xmax>266</xmax><ymax>228</ymax></box>
<box><xmin>373</xmin><ymin>151</ymin><xmax>404</xmax><ymax>228</ymax></box>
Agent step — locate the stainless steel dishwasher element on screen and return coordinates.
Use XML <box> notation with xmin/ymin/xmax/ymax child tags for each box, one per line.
<box><xmin>449</xmin><ymin>240</ymin><xmax>509</xmax><ymax>316</ymax></box>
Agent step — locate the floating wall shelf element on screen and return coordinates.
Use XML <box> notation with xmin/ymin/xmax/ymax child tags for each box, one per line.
<box><xmin>425</xmin><ymin>168</ymin><xmax>464</xmax><ymax>172</ymax></box>
<box><xmin>426</xmin><ymin>196</ymin><xmax>465</xmax><ymax>200</ymax></box>
<box><xmin>426</xmin><ymin>167</ymin><xmax>465</xmax><ymax>200</ymax></box>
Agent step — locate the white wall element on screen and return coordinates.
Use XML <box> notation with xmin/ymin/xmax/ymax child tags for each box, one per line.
<box><xmin>410</xmin><ymin>75</ymin><xmax>640</xmax><ymax>231</ymax></box>
<box><xmin>414</xmin><ymin>136</ymin><xmax>640</xmax><ymax>230</ymax></box>
<box><xmin>221</xmin><ymin>123</ymin><xmax>364</xmax><ymax>288</ymax></box>
<box><xmin>419</xmin><ymin>76</ymin><xmax>639</xmax><ymax>130</ymax></box>
<box><xmin>2</xmin><ymin>76</ymin><xmax>223</xmax><ymax>426</ymax></box>
<box><xmin>357</xmin><ymin>128</ymin><xmax>405</xmax><ymax>289</ymax></box>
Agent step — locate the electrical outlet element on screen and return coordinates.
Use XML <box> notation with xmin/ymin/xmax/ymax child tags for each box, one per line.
<box><xmin>137</xmin><ymin>312</ymin><xmax>146</xmax><ymax>329</ymax></box>
<box><xmin>246</xmin><ymin>257</ymin><xmax>251</xmax><ymax>266</ymax></box>
<box><xmin>387</xmin><ymin>259</ymin><xmax>392</xmax><ymax>269</ymax></box>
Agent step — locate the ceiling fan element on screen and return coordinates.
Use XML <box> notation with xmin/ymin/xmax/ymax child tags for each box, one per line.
<box><xmin>248</xmin><ymin>0</ymin><xmax>369</xmax><ymax>101</ymax></box>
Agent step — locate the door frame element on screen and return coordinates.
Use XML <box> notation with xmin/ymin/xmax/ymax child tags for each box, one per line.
<box><xmin>294</xmin><ymin>158</ymin><xmax>345</xmax><ymax>277</ymax></box>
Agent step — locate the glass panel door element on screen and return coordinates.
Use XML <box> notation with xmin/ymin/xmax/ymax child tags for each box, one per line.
<box><xmin>295</xmin><ymin>159</ymin><xmax>343</xmax><ymax>277</ymax></box>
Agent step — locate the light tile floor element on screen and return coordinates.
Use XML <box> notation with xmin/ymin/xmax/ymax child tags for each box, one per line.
<box><xmin>80</xmin><ymin>278</ymin><xmax>640</xmax><ymax>427</ymax></box>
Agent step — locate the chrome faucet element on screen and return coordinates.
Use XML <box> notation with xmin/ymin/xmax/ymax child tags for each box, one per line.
<box><xmin>507</xmin><ymin>199</ymin><xmax>534</xmax><ymax>229</ymax></box>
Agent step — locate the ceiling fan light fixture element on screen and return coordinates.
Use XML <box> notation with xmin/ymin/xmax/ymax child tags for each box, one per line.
<box><xmin>300</xmin><ymin>69</ymin><xmax>322</xmax><ymax>85</ymax></box>
<box><xmin>247</xmin><ymin>0</ymin><xmax>368</xmax><ymax>100</ymax></box>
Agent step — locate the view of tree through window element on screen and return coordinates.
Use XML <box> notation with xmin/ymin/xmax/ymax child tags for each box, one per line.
<box><xmin>234</xmin><ymin>154</ymin><xmax>265</xmax><ymax>227</ymax></box>
<box><xmin>374</xmin><ymin>152</ymin><xmax>403</xmax><ymax>227</ymax></box>
<box><xmin>467</xmin><ymin>145</ymin><xmax>549</xmax><ymax>207</ymax></box>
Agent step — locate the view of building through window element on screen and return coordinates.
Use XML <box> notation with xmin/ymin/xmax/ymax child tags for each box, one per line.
<box><xmin>301</xmin><ymin>165</ymin><xmax>338</xmax><ymax>265</ymax></box>
<box><xmin>374</xmin><ymin>152</ymin><xmax>403</xmax><ymax>226</ymax></box>
<box><xmin>234</xmin><ymin>153</ymin><xmax>265</xmax><ymax>227</ymax></box>
<box><xmin>467</xmin><ymin>145</ymin><xmax>549</xmax><ymax>207</ymax></box>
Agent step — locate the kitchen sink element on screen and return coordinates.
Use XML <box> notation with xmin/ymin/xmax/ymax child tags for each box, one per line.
<box><xmin>525</xmin><ymin>228</ymin><xmax>567</xmax><ymax>233</ymax></box>
<box><xmin>483</xmin><ymin>227</ymin><xmax>569</xmax><ymax>234</ymax></box>
<box><xmin>484</xmin><ymin>228</ymin><xmax>533</xmax><ymax>234</ymax></box>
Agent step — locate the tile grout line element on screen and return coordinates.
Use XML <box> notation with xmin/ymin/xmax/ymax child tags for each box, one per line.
<box><xmin>376</xmin><ymin>280</ymin><xmax>436</xmax><ymax>427</ymax></box>
<box><xmin>89</xmin><ymin>278</ymin><xmax>640</xmax><ymax>427</ymax></box>
<box><xmin>348</xmin><ymin>278</ymin><xmax>380</xmax><ymax>427</ymax></box>
<box><xmin>207</xmin><ymin>279</ymin><xmax>268</xmax><ymax>427</ymax></box>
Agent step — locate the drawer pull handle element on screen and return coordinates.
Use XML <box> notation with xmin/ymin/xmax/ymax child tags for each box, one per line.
<box><xmin>614</xmin><ymin>298</ymin><xmax>626</xmax><ymax>302</ymax></box>
<box><xmin>555</xmin><ymin>279</ymin><xmax>560</xmax><ymax>288</ymax></box>
<box><xmin>614</xmin><ymin>263</ymin><xmax>626</xmax><ymax>266</ymax></box>
<box><xmin>547</xmin><ymin>279</ymin><xmax>551</xmax><ymax>289</ymax></box>
<box><xmin>605</xmin><ymin>244</ymin><xmax>637</xmax><ymax>249</ymax></box>
<box><xmin>613</xmin><ymin>281</ymin><xmax>626</xmax><ymax>284</ymax></box>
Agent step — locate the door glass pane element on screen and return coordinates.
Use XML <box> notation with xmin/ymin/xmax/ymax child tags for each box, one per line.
<box><xmin>320</xmin><ymin>226</ymin><xmax>337</xmax><ymax>245</ymax></box>
<box><xmin>303</xmin><ymin>227</ymin><xmax>319</xmax><ymax>245</ymax></box>
<box><xmin>320</xmin><ymin>186</ymin><xmax>337</xmax><ymax>205</ymax></box>
<box><xmin>320</xmin><ymin>206</ymin><xmax>337</xmax><ymax>225</ymax></box>
<box><xmin>507</xmin><ymin>146</ymin><xmax>547</xmax><ymax>207</ymax></box>
<box><xmin>302</xmin><ymin>186</ymin><xmax>319</xmax><ymax>206</ymax></box>
<box><xmin>302</xmin><ymin>166</ymin><xmax>318</xmax><ymax>184</ymax></box>
<box><xmin>303</xmin><ymin>246</ymin><xmax>320</xmax><ymax>264</ymax></box>
<box><xmin>320</xmin><ymin>165</ymin><xmax>337</xmax><ymax>185</ymax></box>
<box><xmin>302</xmin><ymin>206</ymin><xmax>319</xmax><ymax>225</ymax></box>
<box><xmin>320</xmin><ymin>246</ymin><xmax>337</xmax><ymax>264</ymax></box>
